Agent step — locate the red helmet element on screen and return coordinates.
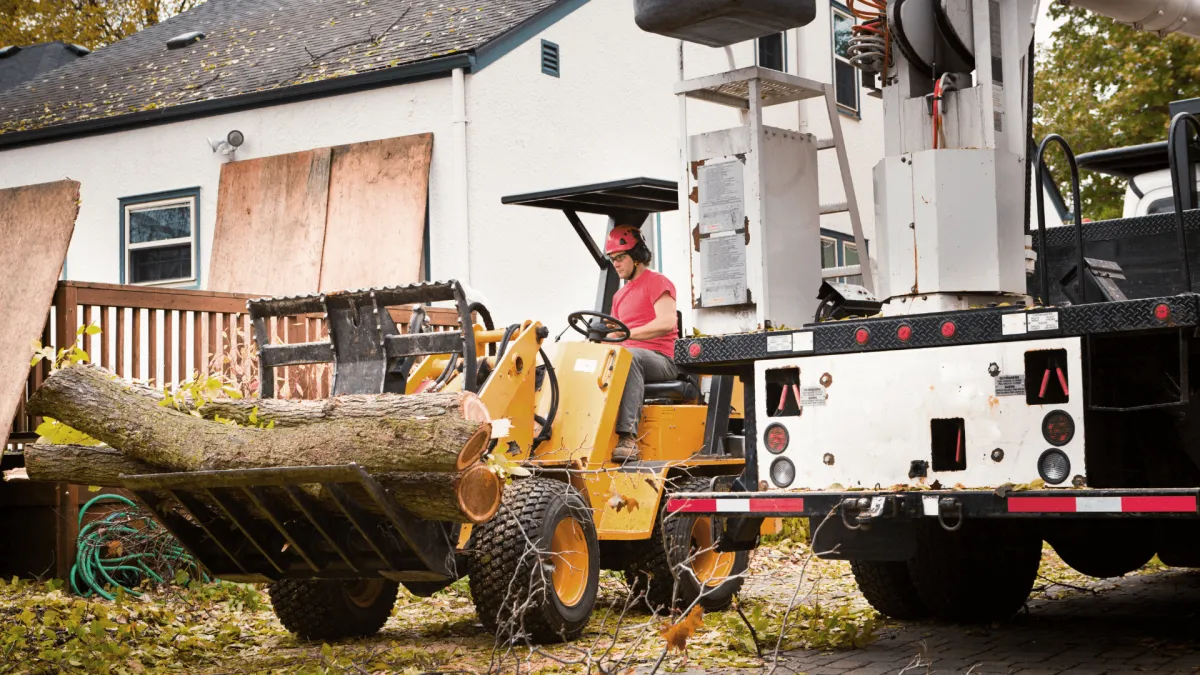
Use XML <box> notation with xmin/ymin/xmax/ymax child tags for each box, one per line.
<box><xmin>605</xmin><ymin>225</ymin><xmax>642</xmax><ymax>255</ymax></box>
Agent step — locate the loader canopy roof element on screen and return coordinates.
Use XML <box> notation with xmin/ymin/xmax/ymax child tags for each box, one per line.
<box><xmin>501</xmin><ymin>177</ymin><xmax>678</xmax><ymax>313</ymax></box>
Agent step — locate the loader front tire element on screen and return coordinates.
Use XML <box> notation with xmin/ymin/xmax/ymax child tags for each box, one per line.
<box><xmin>268</xmin><ymin>578</ymin><xmax>398</xmax><ymax>640</ymax></box>
<box><xmin>626</xmin><ymin>477</ymin><xmax>749</xmax><ymax>613</ymax></box>
<box><xmin>849</xmin><ymin>560</ymin><xmax>931</xmax><ymax>620</ymax></box>
<box><xmin>468</xmin><ymin>477</ymin><xmax>599</xmax><ymax>643</ymax></box>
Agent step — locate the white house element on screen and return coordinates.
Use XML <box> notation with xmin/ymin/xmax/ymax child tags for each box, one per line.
<box><xmin>0</xmin><ymin>0</ymin><xmax>883</xmax><ymax>330</ymax></box>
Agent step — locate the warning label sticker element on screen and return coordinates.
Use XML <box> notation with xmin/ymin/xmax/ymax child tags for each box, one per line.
<box><xmin>995</xmin><ymin>374</ymin><xmax>1025</xmax><ymax>397</ymax></box>
<box><xmin>801</xmin><ymin>386</ymin><xmax>827</xmax><ymax>407</ymax></box>
<box><xmin>767</xmin><ymin>333</ymin><xmax>792</xmax><ymax>352</ymax></box>
<box><xmin>1028</xmin><ymin>312</ymin><xmax>1060</xmax><ymax>332</ymax></box>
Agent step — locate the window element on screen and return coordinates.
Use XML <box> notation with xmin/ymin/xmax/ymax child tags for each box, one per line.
<box><xmin>821</xmin><ymin>237</ymin><xmax>838</xmax><ymax>269</ymax></box>
<box><xmin>757</xmin><ymin>32</ymin><xmax>786</xmax><ymax>72</ymax></box>
<box><xmin>842</xmin><ymin>242</ymin><xmax>863</xmax><ymax>285</ymax></box>
<box><xmin>832</xmin><ymin>3</ymin><xmax>859</xmax><ymax>116</ymax></box>
<box><xmin>541</xmin><ymin>39</ymin><xmax>560</xmax><ymax>77</ymax></box>
<box><xmin>121</xmin><ymin>189</ymin><xmax>199</xmax><ymax>286</ymax></box>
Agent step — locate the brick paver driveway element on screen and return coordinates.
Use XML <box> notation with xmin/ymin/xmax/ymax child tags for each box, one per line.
<box><xmin>776</xmin><ymin>568</ymin><xmax>1200</xmax><ymax>674</ymax></box>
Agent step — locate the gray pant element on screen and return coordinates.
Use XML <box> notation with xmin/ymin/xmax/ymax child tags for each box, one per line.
<box><xmin>617</xmin><ymin>348</ymin><xmax>679</xmax><ymax>435</ymax></box>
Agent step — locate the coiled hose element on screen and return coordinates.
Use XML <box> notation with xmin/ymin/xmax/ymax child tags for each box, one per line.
<box><xmin>71</xmin><ymin>494</ymin><xmax>205</xmax><ymax>600</ymax></box>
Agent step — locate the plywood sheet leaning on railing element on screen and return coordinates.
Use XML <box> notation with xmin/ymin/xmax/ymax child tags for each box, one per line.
<box><xmin>0</xmin><ymin>180</ymin><xmax>79</xmax><ymax>442</ymax></box>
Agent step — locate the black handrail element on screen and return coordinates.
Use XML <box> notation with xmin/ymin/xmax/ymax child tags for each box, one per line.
<box><xmin>1167</xmin><ymin>112</ymin><xmax>1199</xmax><ymax>293</ymax></box>
<box><xmin>1034</xmin><ymin>135</ymin><xmax>1084</xmax><ymax>306</ymax></box>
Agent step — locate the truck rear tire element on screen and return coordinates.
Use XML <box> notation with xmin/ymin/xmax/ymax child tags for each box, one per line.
<box><xmin>849</xmin><ymin>560</ymin><xmax>930</xmax><ymax>620</ymax></box>
<box><xmin>626</xmin><ymin>477</ymin><xmax>749</xmax><ymax>613</ymax></box>
<box><xmin>1047</xmin><ymin>522</ymin><xmax>1155</xmax><ymax>578</ymax></box>
<box><xmin>907</xmin><ymin>522</ymin><xmax>1040</xmax><ymax>622</ymax></box>
<box><xmin>268</xmin><ymin>578</ymin><xmax>399</xmax><ymax>640</ymax></box>
<box><xmin>468</xmin><ymin>477</ymin><xmax>599</xmax><ymax>644</ymax></box>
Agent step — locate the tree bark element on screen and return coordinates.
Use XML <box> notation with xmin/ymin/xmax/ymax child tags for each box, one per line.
<box><xmin>29</xmin><ymin>365</ymin><xmax>492</xmax><ymax>475</ymax></box>
<box><xmin>23</xmin><ymin>443</ymin><xmax>160</xmax><ymax>486</ymax></box>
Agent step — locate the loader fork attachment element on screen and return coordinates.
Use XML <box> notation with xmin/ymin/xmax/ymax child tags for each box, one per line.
<box><xmin>246</xmin><ymin>280</ymin><xmax>480</xmax><ymax>397</ymax></box>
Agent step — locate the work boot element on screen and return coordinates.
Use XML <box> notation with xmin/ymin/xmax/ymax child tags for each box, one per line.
<box><xmin>612</xmin><ymin>433</ymin><xmax>641</xmax><ymax>462</ymax></box>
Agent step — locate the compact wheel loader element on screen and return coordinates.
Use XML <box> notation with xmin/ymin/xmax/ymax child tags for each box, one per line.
<box><xmin>115</xmin><ymin>179</ymin><xmax>757</xmax><ymax>644</ymax></box>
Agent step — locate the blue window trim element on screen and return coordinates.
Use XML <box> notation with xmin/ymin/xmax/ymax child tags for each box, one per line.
<box><xmin>119</xmin><ymin>187</ymin><xmax>201</xmax><ymax>288</ymax></box>
<box><xmin>820</xmin><ymin>227</ymin><xmax>868</xmax><ymax>266</ymax></box>
<box><xmin>831</xmin><ymin>1</ymin><xmax>861</xmax><ymax>120</ymax></box>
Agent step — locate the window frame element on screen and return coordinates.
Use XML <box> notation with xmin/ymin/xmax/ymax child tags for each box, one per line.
<box><xmin>756</xmin><ymin>31</ymin><xmax>788</xmax><ymax>73</ymax></box>
<box><xmin>119</xmin><ymin>187</ymin><xmax>200</xmax><ymax>288</ymax></box>
<box><xmin>831</xmin><ymin>2</ymin><xmax>860</xmax><ymax>118</ymax></box>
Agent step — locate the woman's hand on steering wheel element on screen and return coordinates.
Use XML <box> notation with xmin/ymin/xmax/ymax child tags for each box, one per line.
<box><xmin>566</xmin><ymin>310</ymin><xmax>631</xmax><ymax>344</ymax></box>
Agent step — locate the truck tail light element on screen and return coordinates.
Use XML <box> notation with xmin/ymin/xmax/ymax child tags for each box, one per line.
<box><xmin>1042</xmin><ymin>410</ymin><xmax>1075</xmax><ymax>446</ymax></box>
<box><xmin>764</xmin><ymin>423</ymin><xmax>789</xmax><ymax>454</ymax></box>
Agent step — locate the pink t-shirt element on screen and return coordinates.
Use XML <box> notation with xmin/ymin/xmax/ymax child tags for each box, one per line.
<box><xmin>612</xmin><ymin>269</ymin><xmax>678</xmax><ymax>358</ymax></box>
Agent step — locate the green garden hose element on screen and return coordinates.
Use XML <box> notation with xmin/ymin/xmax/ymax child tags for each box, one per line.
<box><xmin>71</xmin><ymin>494</ymin><xmax>205</xmax><ymax>600</ymax></box>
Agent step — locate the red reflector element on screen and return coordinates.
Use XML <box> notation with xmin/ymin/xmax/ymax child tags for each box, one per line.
<box><xmin>668</xmin><ymin>498</ymin><xmax>716</xmax><ymax>513</ymax></box>
<box><xmin>855</xmin><ymin>328</ymin><xmax>870</xmax><ymax>345</ymax></box>
<box><xmin>941</xmin><ymin>321</ymin><xmax>956</xmax><ymax>338</ymax></box>
<box><xmin>1043</xmin><ymin>410</ymin><xmax>1075</xmax><ymax>446</ymax></box>
<box><xmin>688</xmin><ymin>342</ymin><xmax>702</xmax><ymax>358</ymax></box>
<box><xmin>1155</xmin><ymin>303</ymin><xmax>1171</xmax><ymax>321</ymax></box>
<box><xmin>765</xmin><ymin>423</ymin><xmax>789</xmax><ymax>454</ymax></box>
<box><xmin>897</xmin><ymin>324</ymin><xmax>912</xmax><ymax>342</ymax></box>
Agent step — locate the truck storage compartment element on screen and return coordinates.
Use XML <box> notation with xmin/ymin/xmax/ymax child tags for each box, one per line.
<box><xmin>633</xmin><ymin>0</ymin><xmax>816</xmax><ymax>47</ymax></box>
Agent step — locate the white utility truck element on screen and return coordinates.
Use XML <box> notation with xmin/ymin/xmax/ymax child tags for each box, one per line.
<box><xmin>636</xmin><ymin>0</ymin><xmax>1200</xmax><ymax>622</ymax></box>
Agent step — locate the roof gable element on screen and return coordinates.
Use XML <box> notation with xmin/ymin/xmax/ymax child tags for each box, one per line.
<box><xmin>0</xmin><ymin>0</ymin><xmax>565</xmax><ymax>143</ymax></box>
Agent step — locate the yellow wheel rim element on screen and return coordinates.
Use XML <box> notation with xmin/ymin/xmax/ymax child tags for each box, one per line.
<box><xmin>690</xmin><ymin>517</ymin><xmax>736</xmax><ymax>587</ymax></box>
<box><xmin>550</xmin><ymin>517</ymin><xmax>589</xmax><ymax>606</ymax></box>
<box><xmin>345</xmin><ymin>579</ymin><xmax>385</xmax><ymax>608</ymax></box>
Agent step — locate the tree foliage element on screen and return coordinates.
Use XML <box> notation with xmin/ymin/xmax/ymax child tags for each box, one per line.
<box><xmin>1034</xmin><ymin>5</ymin><xmax>1200</xmax><ymax>221</ymax></box>
<box><xmin>0</xmin><ymin>0</ymin><xmax>204</xmax><ymax>51</ymax></box>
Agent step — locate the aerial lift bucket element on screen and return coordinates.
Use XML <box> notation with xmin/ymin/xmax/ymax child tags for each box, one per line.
<box><xmin>117</xmin><ymin>281</ymin><xmax>484</xmax><ymax>584</ymax></box>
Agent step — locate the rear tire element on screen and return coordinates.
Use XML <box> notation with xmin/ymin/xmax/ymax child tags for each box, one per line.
<box><xmin>849</xmin><ymin>560</ymin><xmax>930</xmax><ymax>620</ymax></box>
<box><xmin>1048</xmin><ymin>523</ymin><xmax>1155</xmax><ymax>578</ymax></box>
<box><xmin>468</xmin><ymin>477</ymin><xmax>599</xmax><ymax>644</ymax></box>
<box><xmin>626</xmin><ymin>477</ymin><xmax>749</xmax><ymax>613</ymax></box>
<box><xmin>269</xmin><ymin>578</ymin><xmax>398</xmax><ymax>640</ymax></box>
<box><xmin>907</xmin><ymin>522</ymin><xmax>1041</xmax><ymax>622</ymax></box>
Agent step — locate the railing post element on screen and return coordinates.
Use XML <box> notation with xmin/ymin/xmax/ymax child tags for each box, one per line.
<box><xmin>50</xmin><ymin>282</ymin><xmax>81</xmax><ymax>581</ymax></box>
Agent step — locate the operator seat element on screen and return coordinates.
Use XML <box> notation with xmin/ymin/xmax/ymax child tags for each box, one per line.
<box><xmin>642</xmin><ymin>310</ymin><xmax>701</xmax><ymax>404</ymax></box>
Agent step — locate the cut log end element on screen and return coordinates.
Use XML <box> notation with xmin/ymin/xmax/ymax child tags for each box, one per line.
<box><xmin>455</xmin><ymin>425</ymin><xmax>492</xmax><ymax>471</ymax></box>
<box><xmin>457</xmin><ymin>464</ymin><xmax>502</xmax><ymax>524</ymax></box>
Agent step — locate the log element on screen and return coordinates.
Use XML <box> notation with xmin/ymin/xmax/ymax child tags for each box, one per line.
<box><xmin>22</xmin><ymin>443</ymin><xmax>501</xmax><ymax>523</ymax></box>
<box><xmin>27</xmin><ymin>365</ymin><xmax>501</xmax><ymax>523</ymax></box>
<box><xmin>23</xmin><ymin>444</ymin><xmax>161</xmax><ymax>486</ymax></box>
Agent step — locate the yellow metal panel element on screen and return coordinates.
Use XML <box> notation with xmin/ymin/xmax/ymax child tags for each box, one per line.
<box><xmin>760</xmin><ymin>517</ymin><xmax>782</xmax><ymax>536</ymax></box>
<box><xmin>595</xmin><ymin>468</ymin><xmax>665</xmax><ymax>539</ymax></box>
<box><xmin>533</xmin><ymin>342</ymin><xmax>629</xmax><ymax>465</ymax></box>
<box><xmin>637</xmin><ymin>405</ymin><xmax>707</xmax><ymax>461</ymax></box>
<box><xmin>478</xmin><ymin>322</ymin><xmax>541</xmax><ymax>454</ymax></box>
<box><xmin>700</xmin><ymin>375</ymin><xmax>745</xmax><ymax>419</ymax></box>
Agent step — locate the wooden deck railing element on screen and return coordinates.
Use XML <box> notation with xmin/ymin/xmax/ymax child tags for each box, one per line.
<box><xmin>7</xmin><ymin>281</ymin><xmax>461</xmax><ymax>450</ymax></box>
<box><xmin>4</xmin><ymin>281</ymin><xmax>462</xmax><ymax>581</ymax></box>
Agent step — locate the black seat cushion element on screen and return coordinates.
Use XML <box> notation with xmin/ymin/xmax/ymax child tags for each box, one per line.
<box><xmin>644</xmin><ymin>375</ymin><xmax>701</xmax><ymax>403</ymax></box>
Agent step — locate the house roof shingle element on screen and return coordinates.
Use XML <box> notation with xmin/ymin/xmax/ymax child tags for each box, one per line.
<box><xmin>0</xmin><ymin>0</ymin><xmax>559</xmax><ymax>140</ymax></box>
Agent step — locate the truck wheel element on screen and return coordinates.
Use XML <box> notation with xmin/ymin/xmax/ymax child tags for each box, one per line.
<box><xmin>907</xmin><ymin>522</ymin><xmax>1040</xmax><ymax>622</ymax></box>
<box><xmin>1048</xmin><ymin>524</ymin><xmax>1155</xmax><ymax>578</ymax></box>
<box><xmin>849</xmin><ymin>560</ymin><xmax>930</xmax><ymax>620</ymax></box>
<box><xmin>626</xmin><ymin>477</ymin><xmax>749</xmax><ymax>613</ymax></box>
<box><xmin>268</xmin><ymin>578</ymin><xmax>398</xmax><ymax>640</ymax></box>
<box><xmin>468</xmin><ymin>477</ymin><xmax>599</xmax><ymax>643</ymax></box>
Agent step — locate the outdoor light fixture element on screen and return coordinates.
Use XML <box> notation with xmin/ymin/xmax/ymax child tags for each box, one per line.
<box><xmin>208</xmin><ymin>130</ymin><xmax>245</xmax><ymax>156</ymax></box>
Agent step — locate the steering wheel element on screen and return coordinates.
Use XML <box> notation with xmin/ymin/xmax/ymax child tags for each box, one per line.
<box><xmin>567</xmin><ymin>311</ymin><xmax>631</xmax><ymax>344</ymax></box>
